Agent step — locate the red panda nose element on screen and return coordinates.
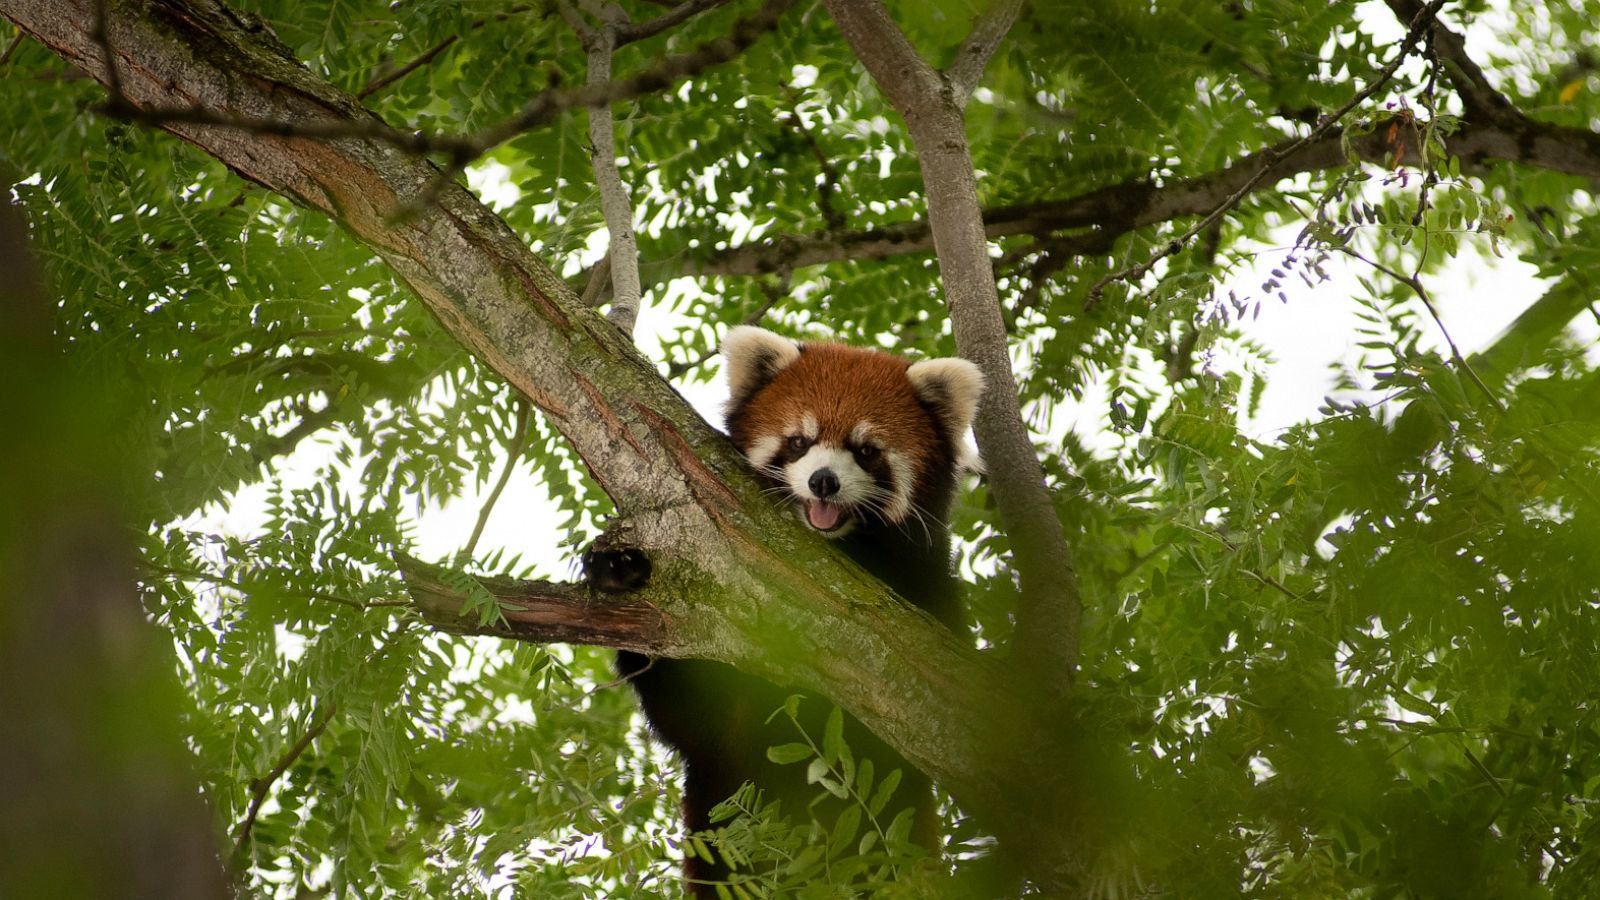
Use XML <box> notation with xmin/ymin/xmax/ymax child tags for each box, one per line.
<box><xmin>808</xmin><ymin>468</ymin><xmax>840</xmax><ymax>499</ymax></box>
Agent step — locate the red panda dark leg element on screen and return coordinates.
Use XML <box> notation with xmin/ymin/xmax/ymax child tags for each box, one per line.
<box><xmin>588</xmin><ymin>546</ymin><xmax>754</xmax><ymax>894</ymax></box>
<box><xmin>581</xmin><ymin>545</ymin><xmax>651</xmax><ymax>594</ymax></box>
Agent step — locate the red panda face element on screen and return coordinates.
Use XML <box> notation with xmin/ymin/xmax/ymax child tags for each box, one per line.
<box><xmin>721</xmin><ymin>327</ymin><xmax>984</xmax><ymax>541</ymax></box>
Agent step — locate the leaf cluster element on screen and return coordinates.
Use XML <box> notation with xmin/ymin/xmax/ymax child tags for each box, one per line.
<box><xmin>5</xmin><ymin>0</ymin><xmax>1600</xmax><ymax>895</ymax></box>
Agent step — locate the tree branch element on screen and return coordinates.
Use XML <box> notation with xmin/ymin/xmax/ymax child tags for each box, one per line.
<box><xmin>1382</xmin><ymin>0</ymin><xmax>1513</xmax><ymax>120</ymax></box>
<box><xmin>359</xmin><ymin>33</ymin><xmax>460</xmax><ymax>99</ymax></box>
<box><xmin>1086</xmin><ymin>0</ymin><xmax>1451</xmax><ymax>303</ymax></box>
<box><xmin>624</xmin><ymin>113</ymin><xmax>1600</xmax><ymax>290</ymax></box>
<box><xmin>778</xmin><ymin>81</ymin><xmax>846</xmax><ymax>231</ymax></box>
<box><xmin>1382</xmin><ymin>0</ymin><xmax>1600</xmax><ymax>186</ymax></box>
<box><xmin>77</xmin><ymin>0</ymin><xmax>796</xmax><ymax>210</ymax></box>
<box><xmin>400</xmin><ymin>554</ymin><xmax>673</xmax><ymax>653</ymax></box>
<box><xmin>0</xmin><ymin>28</ymin><xmax>23</xmax><ymax>64</ymax></box>
<box><xmin>232</xmin><ymin>704</ymin><xmax>336</xmax><ymax>856</ymax></box>
<box><xmin>558</xmin><ymin>0</ymin><xmax>645</xmax><ymax>336</ymax></box>
<box><xmin>944</xmin><ymin>0</ymin><xmax>1023</xmax><ymax>103</ymax></box>
<box><xmin>617</xmin><ymin>0</ymin><xmax>731</xmax><ymax>45</ymax></box>
<box><xmin>356</xmin><ymin>8</ymin><xmax>543</xmax><ymax>101</ymax></box>
<box><xmin>822</xmin><ymin>0</ymin><xmax>939</xmax><ymax>115</ymax></box>
<box><xmin>391</xmin><ymin>549</ymin><xmax>1056</xmax><ymax>853</ymax></box>
<box><xmin>1336</xmin><ymin>245</ymin><xmax>1503</xmax><ymax>408</ymax></box>
<box><xmin>1470</xmin><ymin>275</ymin><xmax>1595</xmax><ymax>383</ymax></box>
<box><xmin>827</xmin><ymin>0</ymin><xmax>1083</xmax><ymax>702</ymax></box>
<box><xmin>3</xmin><ymin>0</ymin><xmax>1068</xmax><ymax>865</ymax></box>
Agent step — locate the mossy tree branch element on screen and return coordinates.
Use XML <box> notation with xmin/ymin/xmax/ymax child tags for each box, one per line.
<box><xmin>823</xmin><ymin>0</ymin><xmax>1083</xmax><ymax>699</ymax></box>
<box><xmin>598</xmin><ymin>112</ymin><xmax>1600</xmax><ymax>292</ymax></box>
<box><xmin>0</xmin><ymin>0</ymin><xmax>1083</xmax><ymax>881</ymax></box>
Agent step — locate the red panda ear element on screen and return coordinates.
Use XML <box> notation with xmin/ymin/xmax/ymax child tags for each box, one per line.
<box><xmin>722</xmin><ymin>326</ymin><xmax>802</xmax><ymax>407</ymax></box>
<box><xmin>906</xmin><ymin>357</ymin><xmax>985</xmax><ymax>464</ymax></box>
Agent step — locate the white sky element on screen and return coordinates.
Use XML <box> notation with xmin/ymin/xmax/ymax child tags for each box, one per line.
<box><xmin>184</xmin><ymin>0</ymin><xmax>1590</xmax><ymax>582</ymax></box>
<box><xmin>184</xmin><ymin>231</ymin><xmax>1560</xmax><ymax>583</ymax></box>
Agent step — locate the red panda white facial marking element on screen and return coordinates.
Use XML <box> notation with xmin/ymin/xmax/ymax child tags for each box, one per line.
<box><xmin>782</xmin><ymin>423</ymin><xmax>884</xmax><ymax>536</ymax></box>
<box><xmin>722</xmin><ymin>326</ymin><xmax>985</xmax><ymax>542</ymax></box>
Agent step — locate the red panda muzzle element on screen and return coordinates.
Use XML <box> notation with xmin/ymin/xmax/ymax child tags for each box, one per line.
<box><xmin>805</xmin><ymin>499</ymin><xmax>847</xmax><ymax>532</ymax></box>
<box><xmin>614</xmin><ymin>326</ymin><xmax>985</xmax><ymax>897</ymax></box>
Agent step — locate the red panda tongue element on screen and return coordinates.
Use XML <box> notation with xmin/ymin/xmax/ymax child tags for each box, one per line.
<box><xmin>805</xmin><ymin>500</ymin><xmax>845</xmax><ymax>531</ymax></box>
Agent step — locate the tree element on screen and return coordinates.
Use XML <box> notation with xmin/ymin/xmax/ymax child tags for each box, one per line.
<box><xmin>2</xmin><ymin>0</ymin><xmax>1599</xmax><ymax>895</ymax></box>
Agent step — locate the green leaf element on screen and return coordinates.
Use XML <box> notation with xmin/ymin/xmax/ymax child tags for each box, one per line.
<box><xmin>828</xmin><ymin>806</ymin><xmax>862</xmax><ymax>859</ymax></box>
<box><xmin>817</xmin><ymin>777</ymin><xmax>849</xmax><ymax>800</ymax></box>
<box><xmin>868</xmin><ymin>769</ymin><xmax>903</xmax><ymax>818</ymax></box>
<box><xmin>806</xmin><ymin>756</ymin><xmax>830</xmax><ymax>785</ymax></box>
<box><xmin>766</xmin><ymin>743</ymin><xmax>813</xmax><ymax>766</ymax></box>
<box><xmin>823</xmin><ymin>707</ymin><xmax>845</xmax><ymax>764</ymax></box>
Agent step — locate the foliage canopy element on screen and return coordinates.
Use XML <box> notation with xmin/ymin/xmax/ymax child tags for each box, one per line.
<box><xmin>3</xmin><ymin>0</ymin><xmax>1600</xmax><ymax>896</ymax></box>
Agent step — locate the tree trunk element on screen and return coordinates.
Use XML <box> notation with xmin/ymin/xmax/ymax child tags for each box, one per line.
<box><xmin>822</xmin><ymin>0</ymin><xmax>1081</xmax><ymax>698</ymax></box>
<box><xmin>0</xmin><ymin>0</ymin><xmax>1086</xmax><ymax>882</ymax></box>
<box><xmin>0</xmin><ymin>199</ymin><xmax>230</xmax><ymax>899</ymax></box>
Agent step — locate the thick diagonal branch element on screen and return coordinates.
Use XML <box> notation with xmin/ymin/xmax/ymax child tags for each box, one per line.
<box><xmin>0</xmin><ymin>0</ymin><xmax>1074</xmax><ymax>870</ymax></box>
<box><xmin>826</xmin><ymin>0</ymin><xmax>1081</xmax><ymax>698</ymax></box>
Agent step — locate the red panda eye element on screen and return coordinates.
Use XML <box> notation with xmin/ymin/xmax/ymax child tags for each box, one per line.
<box><xmin>856</xmin><ymin>444</ymin><xmax>878</xmax><ymax>460</ymax></box>
<box><xmin>786</xmin><ymin>435</ymin><xmax>808</xmax><ymax>452</ymax></box>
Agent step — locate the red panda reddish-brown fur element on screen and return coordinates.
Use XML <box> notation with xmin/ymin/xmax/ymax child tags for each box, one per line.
<box><xmin>729</xmin><ymin>344</ymin><xmax>940</xmax><ymax>474</ymax></box>
<box><xmin>607</xmin><ymin>327</ymin><xmax>983</xmax><ymax>896</ymax></box>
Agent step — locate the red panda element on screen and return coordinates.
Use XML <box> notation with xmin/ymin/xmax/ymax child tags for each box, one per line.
<box><xmin>602</xmin><ymin>326</ymin><xmax>983</xmax><ymax>896</ymax></box>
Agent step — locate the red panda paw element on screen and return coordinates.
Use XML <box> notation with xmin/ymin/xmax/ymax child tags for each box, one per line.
<box><xmin>582</xmin><ymin>546</ymin><xmax>652</xmax><ymax>594</ymax></box>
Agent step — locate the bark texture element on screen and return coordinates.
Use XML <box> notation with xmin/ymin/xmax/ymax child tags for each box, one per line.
<box><xmin>823</xmin><ymin>0</ymin><xmax>1082</xmax><ymax>696</ymax></box>
<box><xmin>558</xmin><ymin>1</ymin><xmax>644</xmax><ymax>335</ymax></box>
<box><xmin>0</xmin><ymin>0</ymin><xmax>1068</xmax><ymax>870</ymax></box>
<box><xmin>620</xmin><ymin>115</ymin><xmax>1600</xmax><ymax>288</ymax></box>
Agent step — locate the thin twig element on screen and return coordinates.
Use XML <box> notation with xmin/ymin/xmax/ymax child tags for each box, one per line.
<box><xmin>1172</xmin><ymin>522</ymin><xmax>1308</xmax><ymax>602</ymax></box>
<box><xmin>87</xmin><ymin>0</ymin><xmax>797</xmax><ymax>215</ymax></box>
<box><xmin>944</xmin><ymin>0</ymin><xmax>1024</xmax><ymax>103</ymax></box>
<box><xmin>0</xmin><ymin>30</ymin><xmax>24</xmax><ymax>65</ymax></box>
<box><xmin>358</xmin><ymin>6</ymin><xmax>537</xmax><ymax>100</ymax></box>
<box><xmin>589</xmin><ymin>655</ymin><xmax>655</xmax><ymax>694</ymax></box>
<box><xmin>438</xmin><ymin>0</ymin><xmax>797</xmax><ymax>172</ymax></box>
<box><xmin>232</xmin><ymin>704</ymin><xmax>337</xmax><ymax>856</ymax></box>
<box><xmin>1085</xmin><ymin>0</ymin><xmax>1450</xmax><ymax>306</ymax></box>
<box><xmin>360</xmin><ymin>35</ymin><xmax>458</xmax><ymax>99</ymax></box>
<box><xmin>460</xmin><ymin>399</ymin><xmax>532</xmax><ymax>561</ymax></box>
<box><xmin>778</xmin><ymin>81</ymin><xmax>845</xmax><ymax>231</ymax></box>
<box><xmin>618</xmin><ymin>0</ymin><xmax>731</xmax><ymax>45</ymax></box>
<box><xmin>1336</xmin><ymin>245</ymin><xmax>1504</xmax><ymax>409</ymax></box>
<box><xmin>395</xmin><ymin>0</ymin><xmax>796</xmax><ymax>219</ymax></box>
<box><xmin>665</xmin><ymin>270</ymin><xmax>791</xmax><ymax>378</ymax></box>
